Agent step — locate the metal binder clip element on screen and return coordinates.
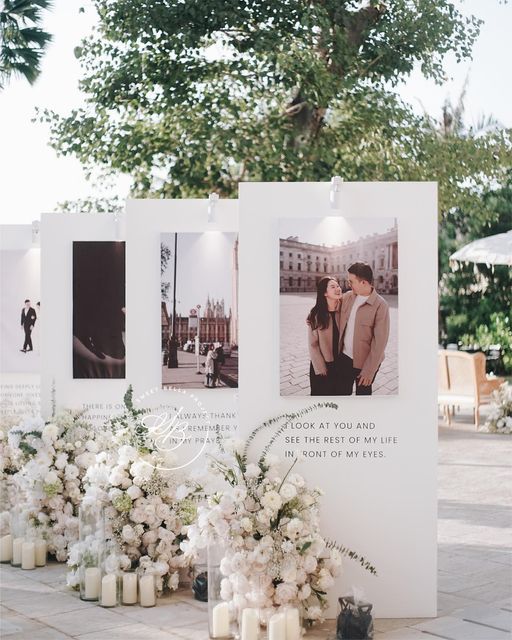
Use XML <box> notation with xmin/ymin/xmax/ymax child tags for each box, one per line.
<box><xmin>208</xmin><ymin>193</ymin><xmax>219</xmax><ymax>223</ymax></box>
<box><xmin>330</xmin><ymin>176</ymin><xmax>342</xmax><ymax>210</ymax></box>
<box><xmin>32</xmin><ymin>220</ymin><xmax>40</xmax><ymax>245</ymax></box>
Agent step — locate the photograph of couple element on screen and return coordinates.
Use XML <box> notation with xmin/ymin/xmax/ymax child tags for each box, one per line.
<box><xmin>160</xmin><ymin>232</ymin><xmax>239</xmax><ymax>390</ymax></box>
<box><xmin>280</xmin><ymin>217</ymin><xmax>398</xmax><ymax>396</ymax></box>
<box><xmin>0</xmin><ymin>249</ymin><xmax>41</xmax><ymax>374</ymax></box>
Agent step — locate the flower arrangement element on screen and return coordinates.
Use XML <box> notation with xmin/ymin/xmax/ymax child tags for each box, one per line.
<box><xmin>67</xmin><ymin>388</ymin><xmax>200</xmax><ymax>592</ymax></box>
<box><xmin>184</xmin><ymin>404</ymin><xmax>376</xmax><ymax>625</ymax></box>
<box><xmin>484</xmin><ymin>382</ymin><xmax>512</xmax><ymax>434</ymax></box>
<box><xmin>8</xmin><ymin>410</ymin><xmax>106</xmax><ymax>560</ymax></box>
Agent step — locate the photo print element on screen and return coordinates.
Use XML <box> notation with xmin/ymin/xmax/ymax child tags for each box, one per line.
<box><xmin>73</xmin><ymin>241</ymin><xmax>126</xmax><ymax>379</ymax></box>
<box><xmin>161</xmin><ymin>232</ymin><xmax>238</xmax><ymax>390</ymax></box>
<box><xmin>0</xmin><ymin>249</ymin><xmax>41</xmax><ymax>373</ymax></box>
<box><xmin>279</xmin><ymin>217</ymin><xmax>398</xmax><ymax>397</ymax></box>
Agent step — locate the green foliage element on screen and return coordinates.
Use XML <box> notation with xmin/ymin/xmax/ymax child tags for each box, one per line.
<box><xmin>460</xmin><ymin>313</ymin><xmax>512</xmax><ymax>375</ymax></box>
<box><xmin>0</xmin><ymin>0</ymin><xmax>53</xmax><ymax>88</ymax></box>
<box><xmin>439</xmin><ymin>172</ymin><xmax>512</xmax><ymax>365</ymax></box>
<box><xmin>39</xmin><ymin>0</ymin><xmax>512</xmax><ymax>216</ymax></box>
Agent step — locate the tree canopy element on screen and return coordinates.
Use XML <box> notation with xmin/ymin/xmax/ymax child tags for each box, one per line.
<box><xmin>41</xmin><ymin>0</ymin><xmax>509</xmax><ymax>210</ymax></box>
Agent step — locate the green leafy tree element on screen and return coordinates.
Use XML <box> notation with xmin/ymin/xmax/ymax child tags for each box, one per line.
<box><xmin>42</xmin><ymin>0</ymin><xmax>512</xmax><ymax>208</ymax></box>
<box><xmin>0</xmin><ymin>0</ymin><xmax>53</xmax><ymax>88</ymax></box>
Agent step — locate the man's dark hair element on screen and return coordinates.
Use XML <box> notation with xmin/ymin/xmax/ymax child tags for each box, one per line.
<box><xmin>24</xmin><ymin>299</ymin><xmax>30</xmax><ymax>303</ymax></box>
<box><xmin>348</xmin><ymin>262</ymin><xmax>374</xmax><ymax>285</ymax></box>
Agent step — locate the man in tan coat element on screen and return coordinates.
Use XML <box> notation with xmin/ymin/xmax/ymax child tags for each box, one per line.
<box><xmin>337</xmin><ymin>262</ymin><xmax>390</xmax><ymax>395</ymax></box>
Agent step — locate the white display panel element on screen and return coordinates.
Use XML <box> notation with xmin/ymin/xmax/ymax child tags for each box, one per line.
<box><xmin>238</xmin><ymin>182</ymin><xmax>438</xmax><ymax>617</ymax></box>
<box><xmin>40</xmin><ymin>213</ymin><xmax>127</xmax><ymax>423</ymax></box>
<box><xmin>0</xmin><ymin>224</ymin><xmax>41</xmax><ymax>418</ymax></box>
<box><xmin>126</xmin><ymin>199</ymin><xmax>239</xmax><ymax>467</ymax></box>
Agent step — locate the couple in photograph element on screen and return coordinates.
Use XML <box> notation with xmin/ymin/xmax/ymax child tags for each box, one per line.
<box><xmin>204</xmin><ymin>343</ymin><xmax>226</xmax><ymax>388</ymax></box>
<box><xmin>308</xmin><ymin>262</ymin><xmax>390</xmax><ymax>396</ymax></box>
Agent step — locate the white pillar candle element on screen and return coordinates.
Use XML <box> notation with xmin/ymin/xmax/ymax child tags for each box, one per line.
<box><xmin>285</xmin><ymin>608</ymin><xmax>301</xmax><ymax>640</ymax></box>
<box><xmin>122</xmin><ymin>572</ymin><xmax>138</xmax><ymax>604</ymax></box>
<box><xmin>268</xmin><ymin>612</ymin><xmax>286</xmax><ymax>640</ymax></box>
<box><xmin>101</xmin><ymin>573</ymin><xmax>117</xmax><ymax>607</ymax></box>
<box><xmin>12</xmin><ymin>537</ymin><xmax>24</xmax><ymax>566</ymax></box>
<box><xmin>34</xmin><ymin>539</ymin><xmax>47</xmax><ymax>567</ymax></box>
<box><xmin>241</xmin><ymin>607</ymin><xmax>259</xmax><ymax>640</ymax></box>
<box><xmin>212</xmin><ymin>602</ymin><xmax>230</xmax><ymax>638</ymax></box>
<box><xmin>21</xmin><ymin>542</ymin><xmax>35</xmax><ymax>570</ymax></box>
<box><xmin>139</xmin><ymin>574</ymin><xmax>156</xmax><ymax>607</ymax></box>
<box><xmin>84</xmin><ymin>567</ymin><xmax>101</xmax><ymax>599</ymax></box>
<box><xmin>0</xmin><ymin>534</ymin><xmax>12</xmax><ymax>562</ymax></box>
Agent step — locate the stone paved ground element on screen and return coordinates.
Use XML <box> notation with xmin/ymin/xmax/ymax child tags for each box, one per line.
<box><xmin>162</xmin><ymin>351</ymin><xmax>238</xmax><ymax>390</ymax></box>
<box><xmin>1</xmin><ymin>409</ymin><xmax>510</xmax><ymax>640</ymax></box>
<box><xmin>280</xmin><ymin>294</ymin><xmax>398</xmax><ymax>396</ymax></box>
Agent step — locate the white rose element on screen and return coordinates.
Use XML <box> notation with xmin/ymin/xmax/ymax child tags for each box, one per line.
<box><xmin>299</xmin><ymin>584</ymin><xmax>311</xmax><ymax>600</ymax></box>
<box><xmin>64</xmin><ymin>464</ymin><xmax>79</xmax><ymax>480</ymax></box>
<box><xmin>240</xmin><ymin>517</ymin><xmax>253</xmax><ymax>533</ymax></box>
<box><xmin>275</xmin><ymin>582</ymin><xmax>297</xmax><ymax>604</ymax></box>
<box><xmin>279</xmin><ymin>483</ymin><xmax>297</xmax><ymax>501</ymax></box>
<box><xmin>303</xmin><ymin>555</ymin><xmax>317</xmax><ymax>573</ymax></box>
<box><xmin>260</xmin><ymin>490</ymin><xmax>282</xmax><ymax>512</ymax></box>
<box><xmin>244</xmin><ymin>463</ymin><xmax>261</xmax><ymax>479</ymax></box>
<box><xmin>127</xmin><ymin>485</ymin><xmax>143</xmax><ymax>500</ymax></box>
<box><xmin>122</xmin><ymin>525</ymin><xmax>137</xmax><ymax>543</ymax></box>
<box><xmin>44</xmin><ymin>471</ymin><xmax>59</xmax><ymax>485</ymax></box>
<box><xmin>86</xmin><ymin>440</ymin><xmax>98</xmax><ymax>453</ymax></box>
<box><xmin>54</xmin><ymin>453</ymin><xmax>68</xmax><ymax>470</ymax></box>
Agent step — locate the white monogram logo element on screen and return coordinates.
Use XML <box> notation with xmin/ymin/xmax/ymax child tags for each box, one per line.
<box><xmin>142</xmin><ymin>408</ymin><xmax>189</xmax><ymax>453</ymax></box>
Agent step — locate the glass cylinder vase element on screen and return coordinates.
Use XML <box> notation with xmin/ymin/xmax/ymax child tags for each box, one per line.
<box><xmin>78</xmin><ymin>504</ymin><xmax>105</xmax><ymax>601</ymax></box>
<box><xmin>208</xmin><ymin>542</ymin><xmax>234</xmax><ymax>639</ymax></box>
<box><xmin>10</xmin><ymin>511</ymin><xmax>26</xmax><ymax>568</ymax></box>
<box><xmin>100</xmin><ymin>542</ymin><xmax>122</xmax><ymax>608</ymax></box>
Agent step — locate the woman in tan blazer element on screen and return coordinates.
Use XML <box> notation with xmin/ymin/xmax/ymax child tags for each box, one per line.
<box><xmin>307</xmin><ymin>276</ymin><xmax>342</xmax><ymax>395</ymax></box>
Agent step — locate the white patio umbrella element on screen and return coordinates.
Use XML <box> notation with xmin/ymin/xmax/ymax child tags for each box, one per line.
<box><xmin>450</xmin><ymin>229</ymin><xmax>512</xmax><ymax>268</ymax></box>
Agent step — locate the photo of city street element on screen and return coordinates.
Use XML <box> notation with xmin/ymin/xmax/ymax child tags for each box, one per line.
<box><xmin>279</xmin><ymin>218</ymin><xmax>398</xmax><ymax>396</ymax></box>
<box><xmin>161</xmin><ymin>232</ymin><xmax>238</xmax><ymax>390</ymax></box>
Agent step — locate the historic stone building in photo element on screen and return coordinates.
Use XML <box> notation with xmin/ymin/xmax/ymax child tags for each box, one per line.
<box><xmin>161</xmin><ymin>296</ymin><xmax>232</xmax><ymax>347</ymax></box>
<box><xmin>280</xmin><ymin>223</ymin><xmax>398</xmax><ymax>294</ymax></box>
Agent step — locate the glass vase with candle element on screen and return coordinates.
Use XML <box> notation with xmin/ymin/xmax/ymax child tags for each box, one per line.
<box><xmin>121</xmin><ymin>568</ymin><xmax>138</xmax><ymax>605</ymax></box>
<box><xmin>10</xmin><ymin>511</ymin><xmax>25</xmax><ymax>568</ymax></box>
<box><xmin>21</xmin><ymin>527</ymin><xmax>36</xmax><ymax>570</ymax></box>
<box><xmin>208</xmin><ymin>542</ymin><xmax>235</xmax><ymax>639</ymax></box>
<box><xmin>139</xmin><ymin>573</ymin><xmax>157</xmax><ymax>608</ymax></box>
<box><xmin>100</xmin><ymin>542</ymin><xmax>122</xmax><ymax>608</ymax></box>
<box><xmin>78</xmin><ymin>504</ymin><xmax>105</xmax><ymax>601</ymax></box>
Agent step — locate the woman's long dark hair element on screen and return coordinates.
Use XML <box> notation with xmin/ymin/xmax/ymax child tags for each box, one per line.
<box><xmin>307</xmin><ymin>276</ymin><xmax>337</xmax><ymax>330</ymax></box>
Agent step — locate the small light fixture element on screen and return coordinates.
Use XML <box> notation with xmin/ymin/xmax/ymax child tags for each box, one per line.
<box><xmin>330</xmin><ymin>176</ymin><xmax>343</xmax><ymax>210</ymax></box>
<box><xmin>32</xmin><ymin>220</ymin><xmax>40</xmax><ymax>245</ymax></box>
<box><xmin>208</xmin><ymin>193</ymin><xmax>219</xmax><ymax>223</ymax></box>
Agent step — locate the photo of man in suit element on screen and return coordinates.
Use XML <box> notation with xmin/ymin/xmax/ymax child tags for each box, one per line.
<box><xmin>20</xmin><ymin>299</ymin><xmax>37</xmax><ymax>353</ymax></box>
<box><xmin>336</xmin><ymin>262</ymin><xmax>390</xmax><ymax>395</ymax></box>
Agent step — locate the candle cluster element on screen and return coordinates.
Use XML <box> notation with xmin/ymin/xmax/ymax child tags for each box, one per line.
<box><xmin>82</xmin><ymin>569</ymin><xmax>157</xmax><ymax>609</ymax></box>
<box><xmin>1</xmin><ymin>533</ymin><xmax>47</xmax><ymax>571</ymax></box>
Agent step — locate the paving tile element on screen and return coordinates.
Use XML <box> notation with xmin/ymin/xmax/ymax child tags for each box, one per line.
<box><xmin>5</xmin><ymin>591</ymin><xmax>95</xmax><ymax>617</ymax></box>
<box><xmin>76</xmin><ymin>623</ymin><xmax>179</xmax><ymax>640</ymax></box>
<box><xmin>375</xmin><ymin>628</ymin><xmax>427</xmax><ymax>639</ymax></box>
<box><xmin>118</xmin><ymin>601</ymin><xmax>205</xmax><ymax>628</ymax></box>
<box><xmin>454</xmin><ymin>604</ymin><xmax>512</xmax><ymax>632</ymax></box>
<box><xmin>452</xmin><ymin>582</ymin><xmax>512</xmax><ymax>605</ymax></box>
<box><xmin>7</xmin><ymin>628</ymin><xmax>72</xmax><ymax>639</ymax></box>
<box><xmin>36</xmin><ymin>607</ymin><xmax>127</xmax><ymax>636</ymax></box>
<box><xmin>373</xmin><ymin>617</ymin><xmax>425</xmax><ymax>633</ymax></box>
